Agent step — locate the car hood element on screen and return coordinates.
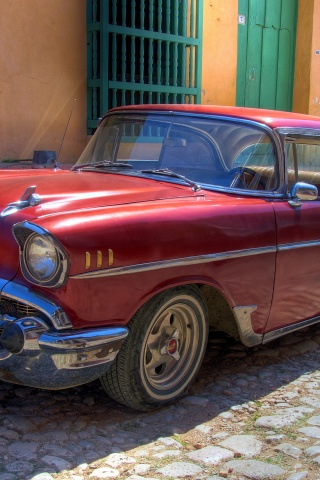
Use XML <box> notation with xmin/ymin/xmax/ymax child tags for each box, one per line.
<box><xmin>0</xmin><ymin>169</ymin><xmax>203</xmax><ymax>282</ymax></box>
<box><xmin>0</xmin><ymin>169</ymin><xmax>201</xmax><ymax>217</ymax></box>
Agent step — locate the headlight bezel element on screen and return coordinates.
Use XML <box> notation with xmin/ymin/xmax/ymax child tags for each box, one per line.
<box><xmin>12</xmin><ymin>222</ymin><xmax>69</xmax><ymax>288</ymax></box>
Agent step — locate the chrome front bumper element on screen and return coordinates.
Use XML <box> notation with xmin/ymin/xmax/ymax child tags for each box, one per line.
<box><xmin>0</xmin><ymin>280</ymin><xmax>128</xmax><ymax>389</ymax></box>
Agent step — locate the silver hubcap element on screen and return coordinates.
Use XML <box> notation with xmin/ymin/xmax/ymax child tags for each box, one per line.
<box><xmin>143</xmin><ymin>302</ymin><xmax>199</xmax><ymax>392</ymax></box>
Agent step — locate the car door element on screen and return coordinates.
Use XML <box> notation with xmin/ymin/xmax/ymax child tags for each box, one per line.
<box><xmin>266</xmin><ymin>133</ymin><xmax>320</xmax><ymax>332</ymax></box>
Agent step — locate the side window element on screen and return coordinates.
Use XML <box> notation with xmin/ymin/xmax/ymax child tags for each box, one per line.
<box><xmin>232</xmin><ymin>135</ymin><xmax>277</xmax><ymax>191</ymax></box>
<box><xmin>285</xmin><ymin>139</ymin><xmax>320</xmax><ymax>195</ymax></box>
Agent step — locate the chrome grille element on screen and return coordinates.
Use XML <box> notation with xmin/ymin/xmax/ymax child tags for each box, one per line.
<box><xmin>0</xmin><ymin>297</ymin><xmax>39</xmax><ymax>319</ymax></box>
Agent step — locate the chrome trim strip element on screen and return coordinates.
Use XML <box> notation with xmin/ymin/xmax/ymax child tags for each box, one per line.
<box><xmin>1</xmin><ymin>281</ymin><xmax>71</xmax><ymax>330</ymax></box>
<box><xmin>71</xmin><ymin>239</ymin><xmax>320</xmax><ymax>281</ymax></box>
<box><xmin>276</xmin><ymin>127</ymin><xmax>320</xmax><ymax>138</ymax></box>
<box><xmin>13</xmin><ymin>221</ymin><xmax>48</xmax><ymax>237</ymax></box>
<box><xmin>278</xmin><ymin>240</ymin><xmax>320</xmax><ymax>251</ymax></box>
<box><xmin>263</xmin><ymin>315</ymin><xmax>320</xmax><ymax>344</ymax></box>
<box><xmin>70</xmin><ymin>246</ymin><xmax>277</xmax><ymax>280</ymax></box>
<box><xmin>196</xmin><ymin>184</ymin><xmax>282</xmax><ymax>198</ymax></box>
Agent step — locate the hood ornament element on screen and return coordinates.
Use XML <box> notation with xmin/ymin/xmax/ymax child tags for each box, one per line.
<box><xmin>1</xmin><ymin>186</ymin><xmax>42</xmax><ymax>217</ymax></box>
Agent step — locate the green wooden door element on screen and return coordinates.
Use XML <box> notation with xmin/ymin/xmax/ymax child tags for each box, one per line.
<box><xmin>236</xmin><ymin>0</ymin><xmax>298</xmax><ymax>111</ymax></box>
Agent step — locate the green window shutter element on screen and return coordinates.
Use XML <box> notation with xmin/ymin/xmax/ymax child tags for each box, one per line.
<box><xmin>87</xmin><ymin>0</ymin><xmax>203</xmax><ymax>133</ymax></box>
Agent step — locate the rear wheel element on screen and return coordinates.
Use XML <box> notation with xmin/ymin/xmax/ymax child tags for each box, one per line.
<box><xmin>100</xmin><ymin>286</ymin><xmax>208</xmax><ymax>411</ymax></box>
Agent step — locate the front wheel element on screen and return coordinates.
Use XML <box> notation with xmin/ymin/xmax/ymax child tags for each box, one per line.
<box><xmin>100</xmin><ymin>286</ymin><xmax>208</xmax><ymax>411</ymax></box>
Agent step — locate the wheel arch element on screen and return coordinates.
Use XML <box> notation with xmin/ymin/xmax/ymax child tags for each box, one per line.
<box><xmin>136</xmin><ymin>277</ymin><xmax>240</xmax><ymax>342</ymax></box>
<box><xmin>198</xmin><ymin>283</ymin><xmax>240</xmax><ymax>340</ymax></box>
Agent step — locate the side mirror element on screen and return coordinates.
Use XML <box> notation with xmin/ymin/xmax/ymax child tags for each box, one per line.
<box><xmin>291</xmin><ymin>182</ymin><xmax>318</xmax><ymax>200</ymax></box>
<box><xmin>288</xmin><ymin>182</ymin><xmax>318</xmax><ymax>207</ymax></box>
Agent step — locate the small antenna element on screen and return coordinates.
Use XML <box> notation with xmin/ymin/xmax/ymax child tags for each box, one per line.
<box><xmin>56</xmin><ymin>99</ymin><xmax>77</xmax><ymax>165</ymax></box>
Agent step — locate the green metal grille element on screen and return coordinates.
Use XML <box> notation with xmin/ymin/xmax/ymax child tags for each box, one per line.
<box><xmin>87</xmin><ymin>0</ymin><xmax>203</xmax><ymax>133</ymax></box>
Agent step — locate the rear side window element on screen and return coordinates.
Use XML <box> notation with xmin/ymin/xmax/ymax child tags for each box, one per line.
<box><xmin>285</xmin><ymin>138</ymin><xmax>320</xmax><ymax>195</ymax></box>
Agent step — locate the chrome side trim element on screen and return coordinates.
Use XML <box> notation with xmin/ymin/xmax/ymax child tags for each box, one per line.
<box><xmin>276</xmin><ymin>127</ymin><xmax>320</xmax><ymax>138</ymax></box>
<box><xmin>199</xmin><ymin>184</ymin><xmax>283</xmax><ymax>199</ymax></box>
<box><xmin>263</xmin><ymin>315</ymin><xmax>320</xmax><ymax>344</ymax></box>
<box><xmin>70</xmin><ymin>239</ymin><xmax>320</xmax><ymax>280</ymax></box>
<box><xmin>232</xmin><ymin>305</ymin><xmax>263</xmax><ymax>347</ymax></box>
<box><xmin>1</xmin><ymin>281</ymin><xmax>71</xmax><ymax>330</ymax></box>
<box><xmin>70</xmin><ymin>246</ymin><xmax>277</xmax><ymax>280</ymax></box>
<box><xmin>278</xmin><ymin>239</ymin><xmax>320</xmax><ymax>251</ymax></box>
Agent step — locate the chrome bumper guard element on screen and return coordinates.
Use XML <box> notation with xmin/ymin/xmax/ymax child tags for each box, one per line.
<box><xmin>38</xmin><ymin>324</ymin><xmax>128</xmax><ymax>369</ymax></box>
<box><xmin>0</xmin><ymin>280</ymin><xmax>128</xmax><ymax>389</ymax></box>
<box><xmin>0</xmin><ymin>316</ymin><xmax>128</xmax><ymax>389</ymax></box>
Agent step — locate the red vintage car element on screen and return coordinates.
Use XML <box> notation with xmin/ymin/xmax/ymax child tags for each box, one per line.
<box><xmin>0</xmin><ymin>104</ymin><xmax>320</xmax><ymax>411</ymax></box>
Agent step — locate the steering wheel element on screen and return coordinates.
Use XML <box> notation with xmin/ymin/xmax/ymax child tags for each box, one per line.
<box><xmin>229</xmin><ymin>166</ymin><xmax>265</xmax><ymax>190</ymax></box>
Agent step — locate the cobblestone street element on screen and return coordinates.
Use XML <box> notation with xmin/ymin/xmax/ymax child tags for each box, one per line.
<box><xmin>0</xmin><ymin>325</ymin><xmax>319</xmax><ymax>480</ymax></box>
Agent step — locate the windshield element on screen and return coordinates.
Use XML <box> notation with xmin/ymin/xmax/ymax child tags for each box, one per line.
<box><xmin>75</xmin><ymin>113</ymin><xmax>278</xmax><ymax>192</ymax></box>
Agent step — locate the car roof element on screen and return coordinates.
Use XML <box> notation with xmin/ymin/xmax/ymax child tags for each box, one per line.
<box><xmin>109</xmin><ymin>104</ymin><xmax>320</xmax><ymax>131</ymax></box>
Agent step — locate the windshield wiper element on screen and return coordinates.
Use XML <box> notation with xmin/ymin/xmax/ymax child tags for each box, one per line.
<box><xmin>72</xmin><ymin>161</ymin><xmax>132</xmax><ymax>171</ymax></box>
<box><xmin>141</xmin><ymin>168</ymin><xmax>201</xmax><ymax>192</ymax></box>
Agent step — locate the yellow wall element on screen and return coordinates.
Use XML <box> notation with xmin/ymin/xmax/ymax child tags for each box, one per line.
<box><xmin>289</xmin><ymin>0</ymin><xmax>320</xmax><ymax>116</ymax></box>
<box><xmin>293</xmin><ymin>1</ymin><xmax>314</xmax><ymax>113</ymax></box>
<box><xmin>201</xmin><ymin>0</ymin><xmax>238</xmax><ymax>106</ymax></box>
<box><xmin>309</xmin><ymin>0</ymin><xmax>320</xmax><ymax>116</ymax></box>
<box><xmin>0</xmin><ymin>0</ymin><xmax>87</xmax><ymax>163</ymax></box>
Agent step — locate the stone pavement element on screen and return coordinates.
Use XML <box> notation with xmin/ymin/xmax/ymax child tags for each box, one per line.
<box><xmin>0</xmin><ymin>325</ymin><xmax>319</xmax><ymax>480</ymax></box>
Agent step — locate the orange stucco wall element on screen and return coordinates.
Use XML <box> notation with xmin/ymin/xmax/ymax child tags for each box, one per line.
<box><xmin>201</xmin><ymin>0</ymin><xmax>238</xmax><ymax>106</ymax></box>
<box><xmin>309</xmin><ymin>0</ymin><xmax>320</xmax><ymax>116</ymax></box>
<box><xmin>0</xmin><ymin>0</ymin><xmax>87</xmax><ymax>163</ymax></box>
<box><xmin>292</xmin><ymin>0</ymin><xmax>320</xmax><ymax>116</ymax></box>
<box><xmin>293</xmin><ymin>0</ymin><xmax>314</xmax><ymax>113</ymax></box>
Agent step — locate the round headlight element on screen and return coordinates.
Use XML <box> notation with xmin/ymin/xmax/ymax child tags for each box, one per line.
<box><xmin>25</xmin><ymin>235</ymin><xmax>58</xmax><ymax>281</ymax></box>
